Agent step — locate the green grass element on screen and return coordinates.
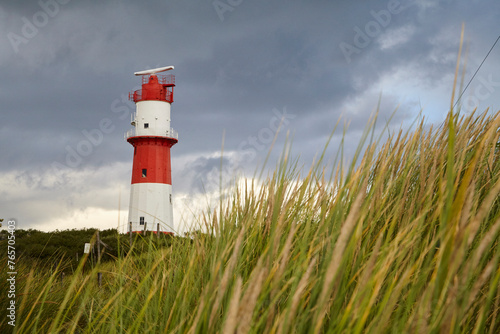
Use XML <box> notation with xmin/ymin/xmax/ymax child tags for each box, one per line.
<box><xmin>1</xmin><ymin>106</ymin><xmax>499</xmax><ymax>333</ymax></box>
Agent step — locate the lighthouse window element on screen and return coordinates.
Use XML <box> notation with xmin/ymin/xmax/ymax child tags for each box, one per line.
<box><xmin>170</xmin><ymin>194</ymin><xmax>172</xmax><ymax>204</ymax></box>
<box><xmin>139</xmin><ymin>216</ymin><xmax>145</xmax><ymax>225</ymax></box>
<box><xmin>142</xmin><ymin>169</ymin><xmax>147</xmax><ymax>177</ymax></box>
<box><xmin>144</xmin><ymin>123</ymin><xmax>149</xmax><ymax>129</ymax></box>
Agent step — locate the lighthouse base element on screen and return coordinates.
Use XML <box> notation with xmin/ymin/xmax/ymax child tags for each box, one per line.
<box><xmin>128</xmin><ymin>183</ymin><xmax>174</xmax><ymax>234</ymax></box>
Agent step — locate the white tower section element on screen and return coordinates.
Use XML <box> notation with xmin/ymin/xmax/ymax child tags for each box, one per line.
<box><xmin>130</xmin><ymin>100</ymin><xmax>177</xmax><ymax>139</ymax></box>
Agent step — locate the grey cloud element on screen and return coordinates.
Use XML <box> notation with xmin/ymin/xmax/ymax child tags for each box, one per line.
<box><xmin>1</xmin><ymin>0</ymin><xmax>499</xmax><ymax>230</ymax></box>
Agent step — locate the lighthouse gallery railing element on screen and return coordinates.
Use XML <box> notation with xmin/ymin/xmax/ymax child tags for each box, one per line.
<box><xmin>125</xmin><ymin>128</ymin><xmax>178</xmax><ymax>140</ymax></box>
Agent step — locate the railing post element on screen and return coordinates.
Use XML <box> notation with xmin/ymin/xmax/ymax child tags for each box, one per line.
<box><xmin>129</xmin><ymin>222</ymin><xmax>132</xmax><ymax>247</ymax></box>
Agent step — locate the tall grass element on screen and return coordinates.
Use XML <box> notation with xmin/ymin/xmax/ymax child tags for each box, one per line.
<box><xmin>1</xmin><ymin>106</ymin><xmax>499</xmax><ymax>333</ymax></box>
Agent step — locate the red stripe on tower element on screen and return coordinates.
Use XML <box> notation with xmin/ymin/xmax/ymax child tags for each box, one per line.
<box><xmin>126</xmin><ymin>66</ymin><xmax>178</xmax><ymax>234</ymax></box>
<box><xmin>128</xmin><ymin>137</ymin><xmax>176</xmax><ymax>184</ymax></box>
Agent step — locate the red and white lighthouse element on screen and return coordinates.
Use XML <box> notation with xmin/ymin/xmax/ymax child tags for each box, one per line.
<box><xmin>126</xmin><ymin>66</ymin><xmax>178</xmax><ymax>234</ymax></box>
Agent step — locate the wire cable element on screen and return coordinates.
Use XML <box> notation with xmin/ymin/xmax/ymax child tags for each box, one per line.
<box><xmin>453</xmin><ymin>34</ymin><xmax>500</xmax><ymax>108</ymax></box>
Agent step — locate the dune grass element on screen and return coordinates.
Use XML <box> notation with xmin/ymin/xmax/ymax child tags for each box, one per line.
<box><xmin>0</xmin><ymin>105</ymin><xmax>499</xmax><ymax>333</ymax></box>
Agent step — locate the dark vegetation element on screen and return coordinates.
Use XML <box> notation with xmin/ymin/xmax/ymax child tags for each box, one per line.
<box><xmin>0</xmin><ymin>228</ymin><xmax>176</xmax><ymax>272</ymax></box>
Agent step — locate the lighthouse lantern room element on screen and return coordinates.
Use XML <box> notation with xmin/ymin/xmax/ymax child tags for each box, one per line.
<box><xmin>126</xmin><ymin>66</ymin><xmax>178</xmax><ymax>234</ymax></box>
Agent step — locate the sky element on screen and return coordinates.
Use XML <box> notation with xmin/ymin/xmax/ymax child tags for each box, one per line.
<box><xmin>1</xmin><ymin>0</ymin><xmax>499</xmax><ymax>233</ymax></box>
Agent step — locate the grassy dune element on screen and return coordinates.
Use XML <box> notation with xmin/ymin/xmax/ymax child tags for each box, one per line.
<box><xmin>1</xmin><ymin>106</ymin><xmax>499</xmax><ymax>333</ymax></box>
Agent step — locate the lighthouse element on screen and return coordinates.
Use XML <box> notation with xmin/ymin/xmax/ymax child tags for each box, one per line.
<box><xmin>126</xmin><ymin>66</ymin><xmax>178</xmax><ymax>234</ymax></box>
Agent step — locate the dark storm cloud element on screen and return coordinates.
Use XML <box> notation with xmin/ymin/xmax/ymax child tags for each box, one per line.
<box><xmin>2</xmin><ymin>1</ymin><xmax>496</xmax><ymax>156</ymax></box>
<box><xmin>181</xmin><ymin>155</ymin><xmax>234</xmax><ymax>194</ymax></box>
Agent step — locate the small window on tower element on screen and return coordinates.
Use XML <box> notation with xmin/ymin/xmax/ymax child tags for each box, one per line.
<box><xmin>142</xmin><ymin>169</ymin><xmax>147</xmax><ymax>177</ymax></box>
<box><xmin>140</xmin><ymin>217</ymin><xmax>145</xmax><ymax>225</ymax></box>
<box><xmin>170</xmin><ymin>194</ymin><xmax>172</xmax><ymax>204</ymax></box>
<box><xmin>144</xmin><ymin>123</ymin><xmax>149</xmax><ymax>129</ymax></box>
